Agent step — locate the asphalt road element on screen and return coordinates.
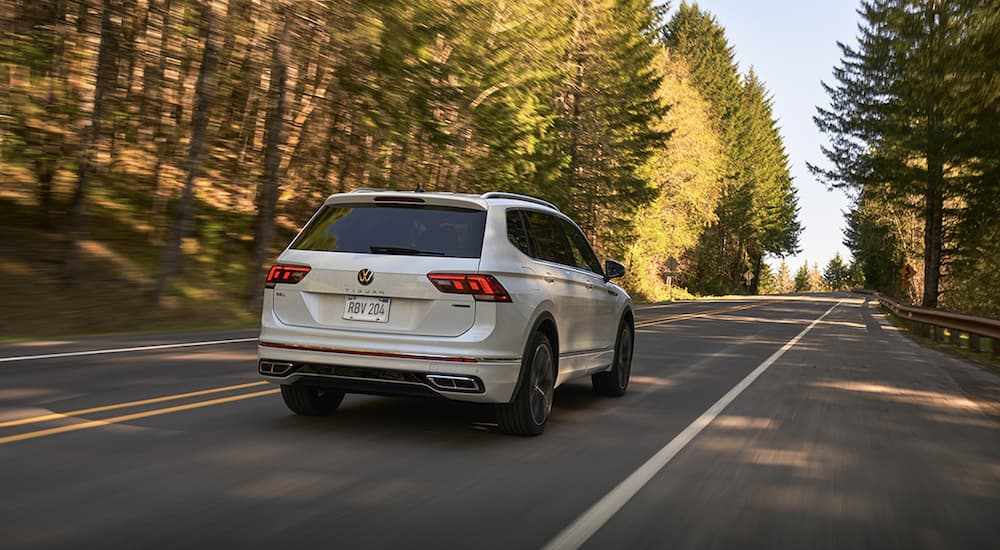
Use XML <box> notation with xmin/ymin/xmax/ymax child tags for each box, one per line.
<box><xmin>1</xmin><ymin>295</ymin><xmax>997</xmax><ymax>549</ymax></box>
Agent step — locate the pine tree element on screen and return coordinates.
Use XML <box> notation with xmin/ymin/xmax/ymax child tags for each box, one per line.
<box><xmin>459</xmin><ymin>0</ymin><xmax>573</xmax><ymax>198</ymax></box>
<box><xmin>664</xmin><ymin>3</ymin><xmax>742</xmax><ymax>294</ymax></box>
<box><xmin>812</xmin><ymin>0</ymin><xmax>998</xmax><ymax>308</ymax></box>
<box><xmin>3</xmin><ymin>0</ymin><xmax>76</xmax><ymax>227</ymax></box>
<box><xmin>823</xmin><ymin>253</ymin><xmax>850</xmax><ymax>291</ymax></box>
<box><xmin>775</xmin><ymin>259</ymin><xmax>793</xmax><ymax>294</ymax></box>
<box><xmin>627</xmin><ymin>48</ymin><xmax>725</xmax><ymax>301</ymax></box>
<box><xmin>847</xmin><ymin>259</ymin><xmax>866</xmax><ymax>290</ymax></box>
<box><xmin>663</xmin><ymin>3</ymin><xmax>741</xmax><ymax>136</ymax></box>
<box><xmin>248</xmin><ymin>3</ymin><xmax>293</xmax><ymax>307</ymax></box>
<box><xmin>729</xmin><ymin>70</ymin><xmax>801</xmax><ymax>292</ymax></box>
<box><xmin>757</xmin><ymin>262</ymin><xmax>775</xmax><ymax>294</ymax></box>
<box><xmin>809</xmin><ymin>262</ymin><xmax>825</xmax><ymax>292</ymax></box>
<box><xmin>665</xmin><ymin>3</ymin><xmax>800</xmax><ymax>294</ymax></box>
<box><xmin>555</xmin><ymin>0</ymin><xmax>666</xmax><ymax>257</ymax></box>
<box><xmin>945</xmin><ymin>0</ymin><xmax>1000</xmax><ymax>316</ymax></box>
<box><xmin>67</xmin><ymin>0</ymin><xmax>121</xmax><ymax>279</ymax></box>
<box><xmin>794</xmin><ymin>262</ymin><xmax>810</xmax><ymax>292</ymax></box>
<box><xmin>153</xmin><ymin>2</ymin><xmax>220</xmax><ymax>303</ymax></box>
<box><xmin>0</xmin><ymin>0</ymin><xmax>826</xmax><ymax>328</ymax></box>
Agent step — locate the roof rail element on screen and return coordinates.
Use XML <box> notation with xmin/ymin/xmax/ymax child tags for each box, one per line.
<box><xmin>348</xmin><ymin>188</ymin><xmax>383</xmax><ymax>193</ymax></box>
<box><xmin>479</xmin><ymin>192</ymin><xmax>559</xmax><ymax>211</ymax></box>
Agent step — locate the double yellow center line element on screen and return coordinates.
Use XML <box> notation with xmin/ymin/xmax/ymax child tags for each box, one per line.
<box><xmin>0</xmin><ymin>381</ymin><xmax>278</xmax><ymax>445</ymax></box>
<box><xmin>1</xmin><ymin>301</ymin><xmax>771</xmax><ymax>445</ymax></box>
<box><xmin>635</xmin><ymin>302</ymin><xmax>764</xmax><ymax>328</ymax></box>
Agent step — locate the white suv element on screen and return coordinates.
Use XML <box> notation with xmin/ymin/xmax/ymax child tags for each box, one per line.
<box><xmin>258</xmin><ymin>190</ymin><xmax>634</xmax><ymax>435</ymax></box>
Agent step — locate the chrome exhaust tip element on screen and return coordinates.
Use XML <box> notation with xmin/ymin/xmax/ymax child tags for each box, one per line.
<box><xmin>425</xmin><ymin>374</ymin><xmax>483</xmax><ymax>393</ymax></box>
<box><xmin>259</xmin><ymin>361</ymin><xmax>295</xmax><ymax>376</ymax></box>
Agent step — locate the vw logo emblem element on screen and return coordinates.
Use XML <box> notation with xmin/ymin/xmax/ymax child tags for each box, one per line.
<box><xmin>357</xmin><ymin>268</ymin><xmax>374</xmax><ymax>285</ymax></box>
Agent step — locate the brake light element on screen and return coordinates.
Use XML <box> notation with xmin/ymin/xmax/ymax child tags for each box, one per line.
<box><xmin>374</xmin><ymin>195</ymin><xmax>425</xmax><ymax>203</ymax></box>
<box><xmin>427</xmin><ymin>273</ymin><xmax>512</xmax><ymax>302</ymax></box>
<box><xmin>265</xmin><ymin>264</ymin><xmax>311</xmax><ymax>288</ymax></box>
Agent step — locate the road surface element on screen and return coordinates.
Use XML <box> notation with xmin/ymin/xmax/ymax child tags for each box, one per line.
<box><xmin>1</xmin><ymin>294</ymin><xmax>997</xmax><ymax>549</ymax></box>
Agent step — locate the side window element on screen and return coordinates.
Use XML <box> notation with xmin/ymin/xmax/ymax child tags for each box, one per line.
<box><xmin>561</xmin><ymin>219</ymin><xmax>604</xmax><ymax>275</ymax></box>
<box><xmin>522</xmin><ymin>211</ymin><xmax>575</xmax><ymax>267</ymax></box>
<box><xmin>506</xmin><ymin>210</ymin><xmax>532</xmax><ymax>256</ymax></box>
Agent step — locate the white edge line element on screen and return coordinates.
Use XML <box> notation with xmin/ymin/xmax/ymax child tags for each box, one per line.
<box><xmin>0</xmin><ymin>338</ymin><xmax>259</xmax><ymax>364</ymax></box>
<box><xmin>541</xmin><ymin>300</ymin><xmax>842</xmax><ymax>550</ymax></box>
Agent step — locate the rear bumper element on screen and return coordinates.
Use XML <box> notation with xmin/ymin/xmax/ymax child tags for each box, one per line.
<box><xmin>258</xmin><ymin>289</ymin><xmax>526</xmax><ymax>403</ymax></box>
<box><xmin>257</xmin><ymin>345</ymin><xmax>520</xmax><ymax>403</ymax></box>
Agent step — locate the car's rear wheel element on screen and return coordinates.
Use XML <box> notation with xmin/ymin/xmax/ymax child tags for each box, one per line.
<box><xmin>592</xmin><ymin>319</ymin><xmax>633</xmax><ymax>397</ymax></box>
<box><xmin>497</xmin><ymin>332</ymin><xmax>555</xmax><ymax>436</ymax></box>
<box><xmin>280</xmin><ymin>384</ymin><xmax>345</xmax><ymax>415</ymax></box>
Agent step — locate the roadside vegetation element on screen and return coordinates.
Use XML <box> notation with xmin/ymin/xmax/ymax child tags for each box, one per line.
<box><xmin>0</xmin><ymin>1</ymin><xmax>803</xmax><ymax>337</ymax></box>
<box><xmin>814</xmin><ymin>0</ymin><xmax>1000</xmax><ymax>317</ymax></box>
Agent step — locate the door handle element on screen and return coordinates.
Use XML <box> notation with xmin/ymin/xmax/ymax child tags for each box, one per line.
<box><xmin>543</xmin><ymin>272</ymin><xmax>555</xmax><ymax>283</ymax></box>
<box><xmin>585</xmin><ymin>281</ymin><xmax>594</xmax><ymax>290</ymax></box>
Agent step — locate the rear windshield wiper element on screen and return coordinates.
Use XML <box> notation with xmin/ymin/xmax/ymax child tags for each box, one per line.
<box><xmin>369</xmin><ymin>245</ymin><xmax>445</xmax><ymax>256</ymax></box>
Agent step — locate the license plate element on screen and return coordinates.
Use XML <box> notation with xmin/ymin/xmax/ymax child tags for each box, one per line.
<box><xmin>343</xmin><ymin>296</ymin><xmax>391</xmax><ymax>323</ymax></box>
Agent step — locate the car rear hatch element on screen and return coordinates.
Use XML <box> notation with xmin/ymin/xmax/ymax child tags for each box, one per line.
<box><xmin>271</xmin><ymin>193</ymin><xmax>488</xmax><ymax>338</ymax></box>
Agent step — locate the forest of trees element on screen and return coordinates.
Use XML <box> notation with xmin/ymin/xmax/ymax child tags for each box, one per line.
<box><xmin>814</xmin><ymin>0</ymin><xmax>999</xmax><ymax>316</ymax></box>
<box><xmin>0</xmin><ymin>0</ymin><xmax>802</xmax><ymax>332</ymax></box>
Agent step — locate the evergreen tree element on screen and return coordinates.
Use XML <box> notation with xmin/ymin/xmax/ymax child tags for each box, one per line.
<box><xmin>0</xmin><ymin>0</ymin><xmax>819</xmax><ymax>329</ymax></box>
<box><xmin>666</xmin><ymin>3</ymin><xmax>800</xmax><ymax>295</ymax></box>
<box><xmin>794</xmin><ymin>262</ymin><xmax>810</xmax><ymax>292</ymax></box>
<box><xmin>774</xmin><ymin>259</ymin><xmax>793</xmax><ymax>294</ymax></box>
<box><xmin>627</xmin><ymin>48</ymin><xmax>724</xmax><ymax>301</ymax></box>
<box><xmin>66</xmin><ymin>0</ymin><xmax>121</xmax><ymax>279</ymax></box>
<box><xmin>823</xmin><ymin>253</ymin><xmax>850</xmax><ymax>291</ymax></box>
<box><xmin>555</xmin><ymin>0</ymin><xmax>666</xmax><ymax>256</ymax></box>
<box><xmin>2</xmin><ymin>0</ymin><xmax>77</xmax><ymax>227</ymax></box>
<box><xmin>847</xmin><ymin>259</ymin><xmax>866</xmax><ymax>290</ymax></box>
<box><xmin>812</xmin><ymin>0</ymin><xmax>999</xmax><ymax>308</ymax></box>
<box><xmin>664</xmin><ymin>3</ymin><xmax>741</xmax><ymax>294</ymax></box>
<box><xmin>663</xmin><ymin>3</ymin><xmax>741</xmax><ymax>137</ymax></box>
<box><xmin>153</xmin><ymin>1</ymin><xmax>220</xmax><ymax>303</ymax></box>
<box><xmin>757</xmin><ymin>262</ymin><xmax>775</xmax><ymax>295</ymax></box>
<box><xmin>809</xmin><ymin>262</ymin><xmax>825</xmax><ymax>292</ymax></box>
<box><xmin>729</xmin><ymin>70</ymin><xmax>801</xmax><ymax>292</ymax></box>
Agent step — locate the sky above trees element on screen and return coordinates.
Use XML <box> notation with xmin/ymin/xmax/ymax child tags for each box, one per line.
<box><xmin>676</xmin><ymin>0</ymin><xmax>860</xmax><ymax>269</ymax></box>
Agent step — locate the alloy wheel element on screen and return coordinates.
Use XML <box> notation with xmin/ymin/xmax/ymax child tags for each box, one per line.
<box><xmin>529</xmin><ymin>343</ymin><xmax>554</xmax><ymax>425</ymax></box>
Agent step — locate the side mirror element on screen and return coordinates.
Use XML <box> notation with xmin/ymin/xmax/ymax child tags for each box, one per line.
<box><xmin>604</xmin><ymin>260</ymin><xmax>626</xmax><ymax>282</ymax></box>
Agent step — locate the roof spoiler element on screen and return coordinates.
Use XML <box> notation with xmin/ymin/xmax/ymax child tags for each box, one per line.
<box><xmin>479</xmin><ymin>192</ymin><xmax>559</xmax><ymax>211</ymax></box>
<box><xmin>336</xmin><ymin>189</ymin><xmax>557</xmax><ymax>211</ymax></box>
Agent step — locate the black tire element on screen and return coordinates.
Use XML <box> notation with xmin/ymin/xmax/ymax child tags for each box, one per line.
<box><xmin>592</xmin><ymin>318</ymin><xmax>633</xmax><ymax>397</ymax></box>
<box><xmin>280</xmin><ymin>384</ymin><xmax>345</xmax><ymax>416</ymax></box>
<box><xmin>497</xmin><ymin>332</ymin><xmax>555</xmax><ymax>436</ymax></box>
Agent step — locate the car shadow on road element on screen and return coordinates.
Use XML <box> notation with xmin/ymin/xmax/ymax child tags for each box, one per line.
<box><xmin>551</xmin><ymin>382</ymin><xmax>607</xmax><ymax>413</ymax></box>
<box><xmin>263</xmin><ymin>383</ymin><xmax>609</xmax><ymax>442</ymax></box>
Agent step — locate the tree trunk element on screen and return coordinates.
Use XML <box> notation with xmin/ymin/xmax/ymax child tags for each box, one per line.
<box><xmin>921</xmin><ymin>163</ymin><xmax>944</xmax><ymax>308</ymax></box>
<box><xmin>316</xmin><ymin>109</ymin><xmax>343</xmax><ymax>190</ymax></box>
<box><xmin>153</xmin><ymin>8</ymin><xmax>217</xmax><ymax>303</ymax></box>
<box><xmin>921</xmin><ymin>6</ymin><xmax>946</xmax><ymax>309</ymax></box>
<box><xmin>36</xmin><ymin>159</ymin><xmax>55</xmax><ymax>229</ymax></box>
<box><xmin>37</xmin><ymin>3</ymin><xmax>64</xmax><ymax>230</ymax></box>
<box><xmin>248</xmin><ymin>10</ymin><xmax>292</xmax><ymax>308</ymax></box>
<box><xmin>566</xmin><ymin>48</ymin><xmax>584</xmax><ymax>201</ymax></box>
<box><xmin>750</xmin><ymin>253</ymin><xmax>762</xmax><ymax>295</ymax></box>
<box><xmin>66</xmin><ymin>0</ymin><xmax>116</xmax><ymax>279</ymax></box>
<box><xmin>148</xmin><ymin>0</ymin><xmax>172</xmax><ymax>236</ymax></box>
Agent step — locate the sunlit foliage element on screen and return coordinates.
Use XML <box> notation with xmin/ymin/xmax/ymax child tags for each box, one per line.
<box><xmin>0</xmin><ymin>0</ymin><xmax>803</xmax><ymax>332</ymax></box>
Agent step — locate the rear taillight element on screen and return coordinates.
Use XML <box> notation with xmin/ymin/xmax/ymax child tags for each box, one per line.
<box><xmin>265</xmin><ymin>264</ymin><xmax>311</xmax><ymax>288</ymax></box>
<box><xmin>427</xmin><ymin>273</ymin><xmax>512</xmax><ymax>302</ymax></box>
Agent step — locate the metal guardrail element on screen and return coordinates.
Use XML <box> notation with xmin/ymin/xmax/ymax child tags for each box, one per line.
<box><xmin>876</xmin><ymin>293</ymin><xmax>1000</xmax><ymax>356</ymax></box>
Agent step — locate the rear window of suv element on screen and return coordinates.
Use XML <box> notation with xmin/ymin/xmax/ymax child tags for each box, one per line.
<box><xmin>291</xmin><ymin>204</ymin><xmax>487</xmax><ymax>258</ymax></box>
